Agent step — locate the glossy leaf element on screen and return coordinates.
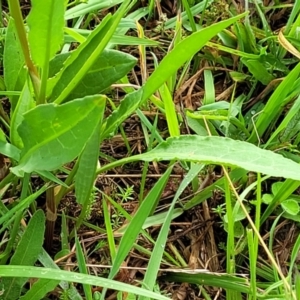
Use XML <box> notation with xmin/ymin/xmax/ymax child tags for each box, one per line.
<box><xmin>11</xmin><ymin>95</ymin><xmax>106</xmax><ymax>177</ymax></box>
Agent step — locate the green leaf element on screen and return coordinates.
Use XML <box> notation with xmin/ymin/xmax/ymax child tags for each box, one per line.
<box><xmin>248</xmin><ymin>62</ymin><xmax>300</xmax><ymax>144</ymax></box>
<box><xmin>10</xmin><ymin>80</ymin><xmax>35</xmax><ymax>149</ymax></box>
<box><xmin>3</xmin><ymin>18</ymin><xmax>26</xmax><ymax>110</ymax></box>
<box><xmin>162</xmin><ymin>272</ymin><xmax>250</xmax><ymax>293</ymax></box>
<box><xmin>262</xmin><ymin>193</ymin><xmax>273</xmax><ymax>205</ymax></box>
<box><xmin>49</xmin><ymin>49</ymin><xmax>136</xmax><ymax>102</ymax></box>
<box><xmin>103</xmin><ymin>13</ymin><xmax>247</xmax><ymax>138</ymax></box>
<box><xmin>281</xmin><ymin>199</ymin><xmax>299</xmax><ymax>215</ymax></box>
<box><xmin>98</xmin><ymin>136</ymin><xmax>300</xmax><ymax>181</ymax></box>
<box><xmin>0</xmin><ymin>266</ymin><xmax>170</xmax><ymax>300</ymax></box>
<box><xmin>11</xmin><ymin>95</ymin><xmax>106</xmax><ymax>177</ymax></box>
<box><xmin>75</xmin><ymin>234</ymin><xmax>93</xmax><ymax>300</ymax></box>
<box><xmin>49</xmin><ymin>1</ymin><xmax>131</xmax><ymax>104</ymax></box>
<box><xmin>224</xmin><ymin>221</ymin><xmax>245</xmax><ymax>238</ymax></box>
<box><xmin>109</xmin><ymin>167</ymin><xmax>173</xmax><ymax>280</ymax></box>
<box><xmin>0</xmin><ymin>141</ymin><xmax>20</xmax><ymax>161</ymax></box>
<box><xmin>65</xmin><ymin>0</ymin><xmax>123</xmax><ymax>20</ymax></box>
<box><xmin>271</xmin><ymin>182</ymin><xmax>283</xmax><ymax>195</ymax></box>
<box><xmin>0</xmin><ymin>186</ymin><xmax>48</xmax><ymax>227</ymax></box>
<box><xmin>27</xmin><ymin>0</ymin><xmax>65</xmax><ymax>67</ymax></box>
<box><xmin>2</xmin><ymin>210</ymin><xmax>45</xmax><ymax>300</ymax></box>
<box><xmin>19</xmin><ymin>279</ymin><xmax>59</xmax><ymax>300</ymax></box>
<box><xmin>138</xmin><ymin>136</ymin><xmax>300</xmax><ymax>181</ymax></box>
<box><xmin>75</xmin><ymin>123</ymin><xmax>101</xmax><ymax>205</ymax></box>
<box><xmin>241</xmin><ymin>58</ymin><xmax>274</xmax><ymax>85</ymax></box>
<box><xmin>140</xmin><ymin>164</ymin><xmax>203</xmax><ymax>299</ymax></box>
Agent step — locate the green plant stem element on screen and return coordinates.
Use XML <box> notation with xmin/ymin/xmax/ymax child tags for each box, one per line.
<box><xmin>7</xmin><ymin>0</ymin><xmax>40</xmax><ymax>96</ymax></box>
<box><xmin>55</xmin><ymin>163</ymin><xmax>79</xmax><ymax>206</ymax></box>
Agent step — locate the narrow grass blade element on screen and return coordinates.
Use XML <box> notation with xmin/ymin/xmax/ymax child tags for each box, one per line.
<box><xmin>75</xmin><ymin>234</ymin><xmax>93</xmax><ymax>300</ymax></box>
<box><xmin>139</xmin><ymin>163</ymin><xmax>203</xmax><ymax>299</ymax></box>
<box><xmin>103</xmin><ymin>13</ymin><xmax>247</xmax><ymax>138</ymax></box>
<box><xmin>248</xmin><ymin>62</ymin><xmax>300</xmax><ymax>144</ymax></box>
<box><xmin>65</xmin><ymin>0</ymin><xmax>123</xmax><ymax>20</ymax></box>
<box><xmin>159</xmin><ymin>83</ymin><xmax>180</xmax><ymax>137</ymax></box>
<box><xmin>108</xmin><ymin>166</ymin><xmax>173</xmax><ymax>280</ymax></box>
<box><xmin>203</xmin><ymin>70</ymin><xmax>215</xmax><ymax>104</ymax></box>
<box><xmin>0</xmin><ymin>185</ymin><xmax>48</xmax><ymax>226</ymax></box>
<box><xmin>161</xmin><ymin>272</ymin><xmax>250</xmax><ymax>294</ymax></box>
<box><xmin>50</xmin><ymin>0</ymin><xmax>132</xmax><ymax>104</ymax></box>
<box><xmin>0</xmin><ymin>266</ymin><xmax>170</xmax><ymax>300</ymax></box>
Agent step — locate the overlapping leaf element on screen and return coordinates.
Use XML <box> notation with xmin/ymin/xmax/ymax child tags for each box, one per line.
<box><xmin>11</xmin><ymin>95</ymin><xmax>106</xmax><ymax>177</ymax></box>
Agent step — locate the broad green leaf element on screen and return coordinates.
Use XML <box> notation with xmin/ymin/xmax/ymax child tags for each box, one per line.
<box><xmin>49</xmin><ymin>1</ymin><xmax>131</xmax><ymax>104</ymax></box>
<box><xmin>3</xmin><ymin>18</ymin><xmax>26</xmax><ymax>110</ymax></box>
<box><xmin>10</xmin><ymin>80</ymin><xmax>35</xmax><ymax>149</ymax></box>
<box><xmin>27</xmin><ymin>0</ymin><xmax>64</xmax><ymax>67</ymax></box>
<box><xmin>98</xmin><ymin>136</ymin><xmax>300</xmax><ymax>181</ymax></box>
<box><xmin>75</xmin><ymin>123</ymin><xmax>101</xmax><ymax>205</ymax></box>
<box><xmin>49</xmin><ymin>49</ymin><xmax>136</xmax><ymax>102</ymax></box>
<box><xmin>0</xmin><ymin>266</ymin><xmax>170</xmax><ymax>300</ymax></box>
<box><xmin>271</xmin><ymin>182</ymin><xmax>283</xmax><ymax>195</ymax></box>
<box><xmin>11</xmin><ymin>95</ymin><xmax>106</xmax><ymax>177</ymax></box>
<box><xmin>139</xmin><ymin>136</ymin><xmax>300</xmax><ymax>181</ymax></box>
<box><xmin>2</xmin><ymin>210</ymin><xmax>45</xmax><ymax>300</ymax></box>
<box><xmin>103</xmin><ymin>13</ymin><xmax>247</xmax><ymax>138</ymax></box>
<box><xmin>262</xmin><ymin>193</ymin><xmax>273</xmax><ymax>204</ymax></box>
<box><xmin>20</xmin><ymin>279</ymin><xmax>59</xmax><ymax>300</ymax></box>
<box><xmin>281</xmin><ymin>199</ymin><xmax>299</xmax><ymax>215</ymax></box>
